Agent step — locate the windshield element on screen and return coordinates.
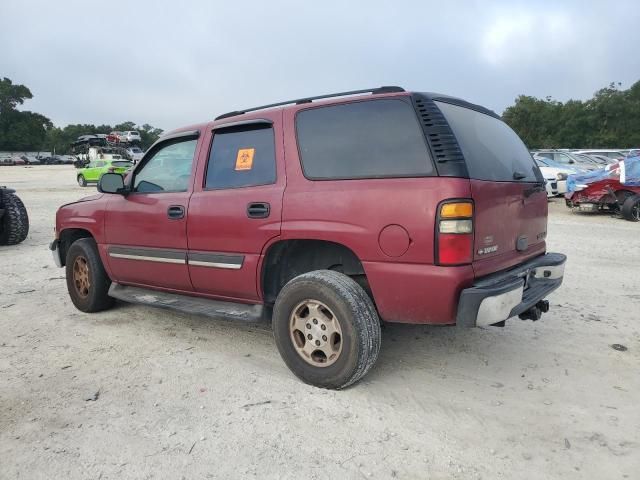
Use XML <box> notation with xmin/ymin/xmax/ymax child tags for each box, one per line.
<box><xmin>535</xmin><ymin>157</ymin><xmax>550</xmax><ymax>167</ymax></box>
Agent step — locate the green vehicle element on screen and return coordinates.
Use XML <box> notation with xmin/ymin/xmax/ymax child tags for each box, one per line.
<box><xmin>77</xmin><ymin>158</ymin><xmax>133</xmax><ymax>187</ymax></box>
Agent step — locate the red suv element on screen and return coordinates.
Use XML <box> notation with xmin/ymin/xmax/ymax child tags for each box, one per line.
<box><xmin>51</xmin><ymin>87</ymin><xmax>566</xmax><ymax>389</ymax></box>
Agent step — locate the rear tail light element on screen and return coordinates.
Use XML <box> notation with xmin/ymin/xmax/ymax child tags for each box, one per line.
<box><xmin>436</xmin><ymin>200</ymin><xmax>473</xmax><ymax>265</ymax></box>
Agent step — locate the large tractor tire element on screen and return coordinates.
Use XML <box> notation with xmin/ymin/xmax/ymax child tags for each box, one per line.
<box><xmin>0</xmin><ymin>190</ymin><xmax>29</xmax><ymax>245</ymax></box>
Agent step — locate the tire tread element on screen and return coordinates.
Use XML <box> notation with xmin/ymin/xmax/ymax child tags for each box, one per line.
<box><xmin>0</xmin><ymin>193</ymin><xmax>29</xmax><ymax>245</ymax></box>
<box><xmin>273</xmin><ymin>270</ymin><xmax>381</xmax><ymax>389</ymax></box>
<box><xmin>65</xmin><ymin>238</ymin><xmax>114</xmax><ymax>312</ymax></box>
<box><xmin>621</xmin><ymin>194</ymin><xmax>640</xmax><ymax>222</ymax></box>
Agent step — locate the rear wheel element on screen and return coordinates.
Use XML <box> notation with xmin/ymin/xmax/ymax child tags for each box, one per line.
<box><xmin>272</xmin><ymin>270</ymin><xmax>381</xmax><ymax>389</ymax></box>
<box><xmin>65</xmin><ymin>238</ymin><xmax>114</xmax><ymax>312</ymax></box>
<box><xmin>0</xmin><ymin>192</ymin><xmax>29</xmax><ymax>245</ymax></box>
<box><xmin>77</xmin><ymin>175</ymin><xmax>87</xmax><ymax>187</ymax></box>
<box><xmin>621</xmin><ymin>195</ymin><xmax>640</xmax><ymax>222</ymax></box>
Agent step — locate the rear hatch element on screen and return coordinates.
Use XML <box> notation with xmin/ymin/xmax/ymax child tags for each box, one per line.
<box><xmin>435</xmin><ymin>101</ymin><xmax>548</xmax><ymax>278</ymax></box>
<box><xmin>110</xmin><ymin>161</ymin><xmax>133</xmax><ymax>174</ymax></box>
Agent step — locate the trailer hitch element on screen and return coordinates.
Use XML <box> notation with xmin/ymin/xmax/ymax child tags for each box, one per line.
<box><xmin>519</xmin><ymin>300</ymin><xmax>550</xmax><ymax>321</ymax></box>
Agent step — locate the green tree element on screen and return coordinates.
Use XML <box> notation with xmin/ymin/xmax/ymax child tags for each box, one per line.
<box><xmin>0</xmin><ymin>77</ymin><xmax>33</xmax><ymax>114</ymax></box>
<box><xmin>0</xmin><ymin>77</ymin><xmax>53</xmax><ymax>151</ymax></box>
<box><xmin>503</xmin><ymin>80</ymin><xmax>640</xmax><ymax>149</ymax></box>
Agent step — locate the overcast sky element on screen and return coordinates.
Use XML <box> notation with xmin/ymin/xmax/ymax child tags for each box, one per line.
<box><xmin>2</xmin><ymin>0</ymin><xmax>639</xmax><ymax>131</ymax></box>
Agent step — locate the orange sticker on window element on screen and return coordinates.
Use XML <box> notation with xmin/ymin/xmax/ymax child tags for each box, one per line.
<box><xmin>235</xmin><ymin>148</ymin><xmax>255</xmax><ymax>171</ymax></box>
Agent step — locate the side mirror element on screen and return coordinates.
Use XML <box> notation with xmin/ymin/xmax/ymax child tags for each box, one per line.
<box><xmin>98</xmin><ymin>173</ymin><xmax>126</xmax><ymax>194</ymax></box>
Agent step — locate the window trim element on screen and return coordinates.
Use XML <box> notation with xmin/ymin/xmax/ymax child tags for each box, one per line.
<box><xmin>202</xmin><ymin>124</ymin><xmax>278</xmax><ymax>191</ymax></box>
<box><xmin>129</xmin><ymin>134</ymin><xmax>199</xmax><ymax>195</ymax></box>
<box><xmin>213</xmin><ymin>118</ymin><xmax>273</xmax><ymax>131</ymax></box>
<box><xmin>294</xmin><ymin>97</ymin><xmax>435</xmax><ymax>181</ymax></box>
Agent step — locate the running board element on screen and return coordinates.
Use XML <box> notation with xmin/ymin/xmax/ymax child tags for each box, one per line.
<box><xmin>108</xmin><ymin>284</ymin><xmax>269</xmax><ymax>323</ymax></box>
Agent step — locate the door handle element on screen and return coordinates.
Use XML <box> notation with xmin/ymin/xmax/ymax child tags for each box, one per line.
<box><xmin>167</xmin><ymin>205</ymin><xmax>185</xmax><ymax>219</ymax></box>
<box><xmin>247</xmin><ymin>202</ymin><xmax>270</xmax><ymax>219</ymax></box>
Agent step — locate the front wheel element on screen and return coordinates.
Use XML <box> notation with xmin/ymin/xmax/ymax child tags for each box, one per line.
<box><xmin>622</xmin><ymin>195</ymin><xmax>640</xmax><ymax>222</ymax></box>
<box><xmin>77</xmin><ymin>175</ymin><xmax>87</xmax><ymax>187</ymax></box>
<box><xmin>272</xmin><ymin>270</ymin><xmax>381</xmax><ymax>389</ymax></box>
<box><xmin>65</xmin><ymin>238</ymin><xmax>114</xmax><ymax>312</ymax></box>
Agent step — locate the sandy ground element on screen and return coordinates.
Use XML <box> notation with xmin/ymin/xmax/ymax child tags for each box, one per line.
<box><xmin>1</xmin><ymin>165</ymin><xmax>639</xmax><ymax>480</ymax></box>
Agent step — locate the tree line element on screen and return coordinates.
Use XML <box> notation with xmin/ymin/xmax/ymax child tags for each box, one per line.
<box><xmin>0</xmin><ymin>77</ymin><xmax>163</xmax><ymax>154</ymax></box>
<box><xmin>502</xmin><ymin>80</ymin><xmax>640</xmax><ymax>149</ymax></box>
<box><xmin>1</xmin><ymin>76</ymin><xmax>639</xmax><ymax>154</ymax></box>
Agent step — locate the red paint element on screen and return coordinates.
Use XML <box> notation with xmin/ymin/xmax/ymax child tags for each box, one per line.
<box><xmin>54</xmin><ymin>90</ymin><xmax>553</xmax><ymax>325</ymax></box>
<box><xmin>470</xmin><ymin>180</ymin><xmax>548</xmax><ymax>277</ymax></box>
<box><xmin>104</xmin><ymin>192</ymin><xmax>194</xmax><ymax>290</ymax></box>
<box><xmin>378</xmin><ymin>224</ymin><xmax>411</xmax><ymax>257</ymax></box>
<box><xmin>187</xmin><ymin>111</ymin><xmax>286</xmax><ymax>300</ymax></box>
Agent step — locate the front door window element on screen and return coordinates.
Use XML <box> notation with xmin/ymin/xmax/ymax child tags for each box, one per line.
<box><xmin>133</xmin><ymin>139</ymin><xmax>197</xmax><ymax>193</ymax></box>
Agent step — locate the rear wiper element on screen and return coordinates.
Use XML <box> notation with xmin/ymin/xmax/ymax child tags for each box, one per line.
<box><xmin>513</xmin><ymin>171</ymin><xmax>527</xmax><ymax>180</ymax></box>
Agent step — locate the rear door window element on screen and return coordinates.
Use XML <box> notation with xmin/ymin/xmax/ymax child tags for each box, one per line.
<box><xmin>296</xmin><ymin>99</ymin><xmax>434</xmax><ymax>179</ymax></box>
<box><xmin>205</xmin><ymin>126</ymin><xmax>276</xmax><ymax>189</ymax></box>
<box><xmin>436</xmin><ymin>101</ymin><xmax>541</xmax><ymax>182</ymax></box>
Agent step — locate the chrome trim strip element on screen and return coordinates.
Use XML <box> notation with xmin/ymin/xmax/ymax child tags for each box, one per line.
<box><xmin>107</xmin><ymin>246</ymin><xmax>244</xmax><ymax>269</ymax></box>
<box><xmin>188</xmin><ymin>260</ymin><xmax>242</xmax><ymax>269</ymax></box>
<box><xmin>109</xmin><ymin>252</ymin><xmax>186</xmax><ymax>264</ymax></box>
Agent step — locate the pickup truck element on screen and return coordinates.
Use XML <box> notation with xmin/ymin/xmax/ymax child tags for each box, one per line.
<box><xmin>51</xmin><ymin>87</ymin><xmax>566</xmax><ymax>389</ymax></box>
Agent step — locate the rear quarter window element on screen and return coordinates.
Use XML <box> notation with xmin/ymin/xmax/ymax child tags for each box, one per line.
<box><xmin>436</xmin><ymin>101</ymin><xmax>542</xmax><ymax>182</ymax></box>
<box><xmin>296</xmin><ymin>98</ymin><xmax>434</xmax><ymax>179</ymax></box>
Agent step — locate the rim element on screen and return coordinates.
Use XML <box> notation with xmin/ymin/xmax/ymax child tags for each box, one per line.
<box><xmin>73</xmin><ymin>256</ymin><xmax>90</xmax><ymax>298</ymax></box>
<box><xmin>78</xmin><ymin>176</ymin><xmax>84</xmax><ymax>185</ymax></box>
<box><xmin>289</xmin><ymin>300</ymin><xmax>343</xmax><ymax>367</ymax></box>
<box><xmin>633</xmin><ymin>203</ymin><xmax>640</xmax><ymax>221</ymax></box>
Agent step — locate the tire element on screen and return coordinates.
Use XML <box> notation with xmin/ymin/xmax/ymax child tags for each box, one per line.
<box><xmin>621</xmin><ymin>195</ymin><xmax>640</xmax><ymax>222</ymax></box>
<box><xmin>77</xmin><ymin>175</ymin><xmax>87</xmax><ymax>187</ymax></box>
<box><xmin>272</xmin><ymin>270</ymin><xmax>381</xmax><ymax>389</ymax></box>
<box><xmin>0</xmin><ymin>192</ymin><xmax>29</xmax><ymax>245</ymax></box>
<box><xmin>65</xmin><ymin>238</ymin><xmax>114</xmax><ymax>312</ymax></box>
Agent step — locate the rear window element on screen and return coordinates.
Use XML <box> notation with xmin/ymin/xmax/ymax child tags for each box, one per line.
<box><xmin>436</xmin><ymin>101</ymin><xmax>541</xmax><ymax>182</ymax></box>
<box><xmin>112</xmin><ymin>161</ymin><xmax>132</xmax><ymax>167</ymax></box>
<box><xmin>296</xmin><ymin>98</ymin><xmax>434</xmax><ymax>179</ymax></box>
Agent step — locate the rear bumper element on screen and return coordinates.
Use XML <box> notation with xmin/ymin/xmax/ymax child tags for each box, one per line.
<box><xmin>456</xmin><ymin>252</ymin><xmax>566</xmax><ymax>327</ymax></box>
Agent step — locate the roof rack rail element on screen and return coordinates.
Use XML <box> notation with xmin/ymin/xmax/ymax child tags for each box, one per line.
<box><xmin>215</xmin><ymin>86</ymin><xmax>405</xmax><ymax>121</ymax></box>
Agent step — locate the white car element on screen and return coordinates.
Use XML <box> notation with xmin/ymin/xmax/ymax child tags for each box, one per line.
<box><xmin>574</xmin><ymin>149</ymin><xmax>626</xmax><ymax>161</ymax></box>
<box><xmin>118</xmin><ymin>131</ymin><xmax>141</xmax><ymax>143</ymax></box>
<box><xmin>125</xmin><ymin>146</ymin><xmax>144</xmax><ymax>163</ymax></box>
<box><xmin>534</xmin><ymin>158</ymin><xmax>575</xmax><ymax>197</ymax></box>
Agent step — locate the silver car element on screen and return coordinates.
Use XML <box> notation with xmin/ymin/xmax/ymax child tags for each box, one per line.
<box><xmin>119</xmin><ymin>131</ymin><xmax>141</xmax><ymax>143</ymax></box>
